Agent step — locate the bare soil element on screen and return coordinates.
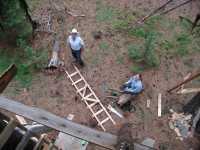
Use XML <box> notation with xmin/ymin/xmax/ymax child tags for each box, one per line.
<box><xmin>2</xmin><ymin>0</ymin><xmax>200</xmax><ymax>149</ymax></box>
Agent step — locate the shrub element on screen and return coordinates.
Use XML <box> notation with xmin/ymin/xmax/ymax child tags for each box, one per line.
<box><xmin>130</xmin><ymin>65</ymin><xmax>144</xmax><ymax>73</ymax></box>
<box><xmin>143</xmin><ymin>32</ymin><xmax>159</xmax><ymax>67</ymax></box>
<box><xmin>0</xmin><ymin>41</ymin><xmax>48</xmax><ymax>87</ymax></box>
<box><xmin>96</xmin><ymin>1</ymin><xmax>117</xmax><ymax>22</ymax></box>
<box><xmin>128</xmin><ymin>45</ymin><xmax>143</xmax><ymax>62</ymax></box>
<box><xmin>175</xmin><ymin>33</ymin><xmax>191</xmax><ymax>56</ymax></box>
<box><xmin>128</xmin><ymin>31</ymin><xmax>160</xmax><ymax>68</ymax></box>
<box><xmin>112</xmin><ymin>20</ymin><xmax>129</xmax><ymax>31</ymax></box>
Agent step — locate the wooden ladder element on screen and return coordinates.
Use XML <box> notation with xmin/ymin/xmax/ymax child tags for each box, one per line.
<box><xmin>64</xmin><ymin>66</ymin><xmax>116</xmax><ymax>131</ymax></box>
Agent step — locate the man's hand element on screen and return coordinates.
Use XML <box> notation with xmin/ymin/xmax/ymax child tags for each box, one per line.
<box><xmin>80</xmin><ymin>47</ymin><xmax>84</xmax><ymax>52</ymax></box>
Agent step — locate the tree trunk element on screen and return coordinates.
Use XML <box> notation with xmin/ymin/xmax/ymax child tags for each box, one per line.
<box><xmin>18</xmin><ymin>0</ymin><xmax>37</xmax><ymax>34</ymax></box>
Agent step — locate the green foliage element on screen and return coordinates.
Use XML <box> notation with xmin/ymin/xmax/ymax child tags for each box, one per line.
<box><xmin>144</xmin><ymin>32</ymin><xmax>159</xmax><ymax>67</ymax></box>
<box><xmin>0</xmin><ymin>0</ymin><xmax>32</xmax><ymax>42</ymax></box>
<box><xmin>130</xmin><ymin>65</ymin><xmax>144</xmax><ymax>73</ymax></box>
<box><xmin>175</xmin><ymin>33</ymin><xmax>192</xmax><ymax>56</ymax></box>
<box><xmin>160</xmin><ymin>40</ymin><xmax>174</xmax><ymax>51</ymax></box>
<box><xmin>96</xmin><ymin>1</ymin><xmax>116</xmax><ymax>22</ymax></box>
<box><xmin>128</xmin><ymin>45</ymin><xmax>143</xmax><ymax>62</ymax></box>
<box><xmin>112</xmin><ymin>20</ymin><xmax>129</xmax><ymax>31</ymax></box>
<box><xmin>179</xmin><ymin>18</ymin><xmax>192</xmax><ymax>31</ymax></box>
<box><xmin>128</xmin><ymin>27</ymin><xmax>146</xmax><ymax>38</ymax></box>
<box><xmin>99</xmin><ymin>41</ymin><xmax>110</xmax><ymax>55</ymax></box>
<box><xmin>112</xmin><ymin>10</ymin><xmax>135</xmax><ymax>32</ymax></box>
<box><xmin>99</xmin><ymin>41</ymin><xmax>109</xmax><ymax>51</ymax></box>
<box><xmin>128</xmin><ymin>32</ymin><xmax>159</xmax><ymax>68</ymax></box>
<box><xmin>0</xmin><ymin>41</ymin><xmax>48</xmax><ymax>87</ymax></box>
<box><xmin>116</xmin><ymin>55</ymin><xmax>124</xmax><ymax>64</ymax></box>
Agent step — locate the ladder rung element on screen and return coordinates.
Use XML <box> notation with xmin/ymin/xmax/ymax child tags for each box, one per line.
<box><xmin>72</xmin><ymin>78</ymin><xmax>83</xmax><ymax>85</ymax></box>
<box><xmin>88</xmin><ymin>102</ymin><xmax>98</xmax><ymax>108</ymax></box>
<box><xmin>77</xmin><ymin>86</ymin><xmax>86</xmax><ymax>93</ymax></box>
<box><xmin>84</xmin><ymin>97</ymin><xmax>98</xmax><ymax>102</ymax></box>
<box><xmin>84</xmin><ymin>93</ymin><xmax>93</xmax><ymax>98</ymax></box>
<box><xmin>69</xmin><ymin>71</ymin><xmax>78</xmax><ymax>77</ymax></box>
<box><xmin>93</xmin><ymin>109</ymin><xmax>104</xmax><ymax>117</ymax></box>
<box><xmin>100</xmin><ymin>117</ymin><xmax>110</xmax><ymax>125</ymax></box>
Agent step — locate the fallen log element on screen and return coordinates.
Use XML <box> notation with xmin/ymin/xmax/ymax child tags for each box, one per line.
<box><xmin>167</xmin><ymin>71</ymin><xmax>200</xmax><ymax>93</ymax></box>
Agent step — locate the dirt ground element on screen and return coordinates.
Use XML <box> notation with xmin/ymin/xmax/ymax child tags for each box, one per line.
<box><xmin>2</xmin><ymin>0</ymin><xmax>200</xmax><ymax>149</ymax></box>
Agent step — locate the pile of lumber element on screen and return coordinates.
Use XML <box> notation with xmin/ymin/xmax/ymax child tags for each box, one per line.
<box><xmin>168</xmin><ymin>109</ymin><xmax>192</xmax><ymax>140</ymax></box>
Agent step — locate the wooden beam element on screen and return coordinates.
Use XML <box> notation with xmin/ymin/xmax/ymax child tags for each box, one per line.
<box><xmin>0</xmin><ymin>64</ymin><xmax>17</xmax><ymax>93</ymax></box>
<box><xmin>167</xmin><ymin>71</ymin><xmax>200</xmax><ymax>93</ymax></box>
<box><xmin>177</xmin><ymin>88</ymin><xmax>200</xmax><ymax>94</ymax></box>
<box><xmin>0</xmin><ymin>96</ymin><xmax>117</xmax><ymax>150</ymax></box>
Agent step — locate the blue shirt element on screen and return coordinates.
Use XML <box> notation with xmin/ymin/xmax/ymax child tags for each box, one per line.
<box><xmin>124</xmin><ymin>77</ymin><xmax>143</xmax><ymax>94</ymax></box>
<box><xmin>67</xmin><ymin>35</ymin><xmax>84</xmax><ymax>51</ymax></box>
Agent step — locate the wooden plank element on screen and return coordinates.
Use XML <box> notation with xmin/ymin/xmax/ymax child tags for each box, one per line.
<box><xmin>83</xmin><ymin>97</ymin><xmax>99</xmax><ymax>102</ymax></box>
<box><xmin>0</xmin><ymin>119</ymin><xmax>17</xmax><ymax>149</ymax></box>
<box><xmin>158</xmin><ymin>93</ymin><xmax>162</xmax><ymax>117</ymax></box>
<box><xmin>0</xmin><ymin>64</ymin><xmax>17</xmax><ymax>93</ymax></box>
<box><xmin>84</xmin><ymin>93</ymin><xmax>93</xmax><ymax>98</ymax></box>
<box><xmin>93</xmin><ymin>109</ymin><xmax>104</xmax><ymax>117</ymax></box>
<box><xmin>0</xmin><ymin>96</ymin><xmax>117</xmax><ymax>150</ymax></box>
<box><xmin>100</xmin><ymin>118</ymin><xmax>110</xmax><ymax>125</ymax></box>
<box><xmin>88</xmin><ymin>102</ymin><xmax>98</xmax><ymax>108</ymax></box>
<box><xmin>72</xmin><ymin>78</ymin><xmax>83</xmax><ymax>85</ymax></box>
<box><xmin>177</xmin><ymin>88</ymin><xmax>200</xmax><ymax>94</ymax></box>
<box><xmin>69</xmin><ymin>71</ymin><xmax>79</xmax><ymax>78</ymax></box>
<box><xmin>15</xmin><ymin>115</ymin><xmax>27</xmax><ymax>125</ymax></box>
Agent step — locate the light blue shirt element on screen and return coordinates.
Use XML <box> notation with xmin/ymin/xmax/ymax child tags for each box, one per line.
<box><xmin>67</xmin><ymin>35</ymin><xmax>84</xmax><ymax>51</ymax></box>
<box><xmin>124</xmin><ymin>77</ymin><xmax>143</xmax><ymax>94</ymax></box>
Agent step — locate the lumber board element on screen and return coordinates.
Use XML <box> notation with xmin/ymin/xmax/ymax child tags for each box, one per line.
<box><xmin>0</xmin><ymin>96</ymin><xmax>117</xmax><ymax>150</ymax></box>
<box><xmin>177</xmin><ymin>88</ymin><xmax>200</xmax><ymax>94</ymax></box>
<box><xmin>158</xmin><ymin>93</ymin><xmax>162</xmax><ymax>117</ymax></box>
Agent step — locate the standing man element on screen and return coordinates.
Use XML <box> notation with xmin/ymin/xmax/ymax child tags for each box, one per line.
<box><xmin>67</xmin><ymin>28</ymin><xmax>85</xmax><ymax>66</ymax></box>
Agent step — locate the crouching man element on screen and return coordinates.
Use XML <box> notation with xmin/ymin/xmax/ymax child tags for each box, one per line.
<box><xmin>67</xmin><ymin>28</ymin><xmax>85</xmax><ymax>67</ymax></box>
<box><xmin>121</xmin><ymin>74</ymin><xmax>143</xmax><ymax>95</ymax></box>
<box><xmin>118</xmin><ymin>74</ymin><xmax>144</xmax><ymax>107</ymax></box>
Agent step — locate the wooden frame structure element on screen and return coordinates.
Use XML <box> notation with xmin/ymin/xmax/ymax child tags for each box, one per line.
<box><xmin>0</xmin><ymin>112</ymin><xmax>58</xmax><ymax>150</ymax></box>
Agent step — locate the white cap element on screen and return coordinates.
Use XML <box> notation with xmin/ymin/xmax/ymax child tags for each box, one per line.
<box><xmin>71</xmin><ymin>28</ymin><xmax>78</xmax><ymax>34</ymax></box>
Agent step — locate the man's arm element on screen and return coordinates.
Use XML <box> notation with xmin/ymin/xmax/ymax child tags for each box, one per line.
<box><xmin>79</xmin><ymin>37</ymin><xmax>85</xmax><ymax>51</ymax></box>
<box><xmin>67</xmin><ymin>36</ymin><xmax>71</xmax><ymax>48</ymax></box>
